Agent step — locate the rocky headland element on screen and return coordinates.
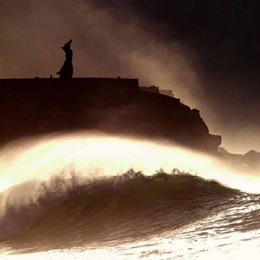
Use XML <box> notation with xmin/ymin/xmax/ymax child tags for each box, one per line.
<box><xmin>218</xmin><ymin>147</ymin><xmax>260</xmax><ymax>172</ymax></box>
<box><xmin>0</xmin><ymin>77</ymin><xmax>221</xmax><ymax>153</ymax></box>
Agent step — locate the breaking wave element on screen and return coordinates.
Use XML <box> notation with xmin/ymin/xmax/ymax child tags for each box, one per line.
<box><xmin>0</xmin><ymin>135</ymin><xmax>259</xmax><ymax>257</ymax></box>
<box><xmin>0</xmin><ymin>169</ymin><xmax>243</xmax><ymax>253</ymax></box>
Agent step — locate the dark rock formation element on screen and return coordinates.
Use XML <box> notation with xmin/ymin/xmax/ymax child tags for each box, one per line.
<box><xmin>218</xmin><ymin>147</ymin><xmax>260</xmax><ymax>171</ymax></box>
<box><xmin>0</xmin><ymin>77</ymin><xmax>221</xmax><ymax>153</ymax></box>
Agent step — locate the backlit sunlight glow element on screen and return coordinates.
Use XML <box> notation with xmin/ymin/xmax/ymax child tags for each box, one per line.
<box><xmin>0</xmin><ymin>132</ymin><xmax>260</xmax><ymax>259</ymax></box>
<box><xmin>0</xmin><ymin>132</ymin><xmax>259</xmax><ymax>194</ymax></box>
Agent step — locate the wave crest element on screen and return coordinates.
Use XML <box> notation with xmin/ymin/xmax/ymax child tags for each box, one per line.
<box><xmin>0</xmin><ymin>169</ymin><xmax>240</xmax><ymax>252</ymax></box>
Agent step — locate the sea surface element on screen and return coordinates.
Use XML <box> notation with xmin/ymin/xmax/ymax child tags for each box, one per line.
<box><xmin>0</xmin><ymin>134</ymin><xmax>259</xmax><ymax>259</ymax></box>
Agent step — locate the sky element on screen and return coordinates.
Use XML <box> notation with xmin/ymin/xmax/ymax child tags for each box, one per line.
<box><xmin>0</xmin><ymin>0</ymin><xmax>260</xmax><ymax>153</ymax></box>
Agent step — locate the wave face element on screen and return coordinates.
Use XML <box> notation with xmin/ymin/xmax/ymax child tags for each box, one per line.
<box><xmin>0</xmin><ymin>135</ymin><xmax>259</xmax><ymax>259</ymax></box>
<box><xmin>0</xmin><ymin>170</ymin><xmax>245</xmax><ymax>253</ymax></box>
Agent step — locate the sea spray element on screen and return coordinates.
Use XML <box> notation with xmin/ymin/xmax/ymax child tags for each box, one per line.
<box><xmin>0</xmin><ymin>132</ymin><xmax>259</xmax><ymax>193</ymax></box>
<box><xmin>0</xmin><ymin>170</ymin><xmax>240</xmax><ymax>249</ymax></box>
<box><xmin>0</xmin><ymin>133</ymin><xmax>259</xmax><ymax>258</ymax></box>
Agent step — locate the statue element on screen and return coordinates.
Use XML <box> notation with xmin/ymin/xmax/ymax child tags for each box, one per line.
<box><xmin>57</xmin><ymin>39</ymin><xmax>73</xmax><ymax>79</ymax></box>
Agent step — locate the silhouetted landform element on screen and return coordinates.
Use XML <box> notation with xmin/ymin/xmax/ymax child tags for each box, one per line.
<box><xmin>159</xmin><ymin>90</ymin><xmax>174</xmax><ymax>97</ymax></box>
<box><xmin>0</xmin><ymin>77</ymin><xmax>221</xmax><ymax>153</ymax></box>
<box><xmin>140</xmin><ymin>85</ymin><xmax>159</xmax><ymax>94</ymax></box>
<box><xmin>140</xmin><ymin>86</ymin><xmax>174</xmax><ymax>97</ymax></box>
<box><xmin>218</xmin><ymin>147</ymin><xmax>260</xmax><ymax>171</ymax></box>
<box><xmin>56</xmin><ymin>40</ymin><xmax>73</xmax><ymax>79</ymax></box>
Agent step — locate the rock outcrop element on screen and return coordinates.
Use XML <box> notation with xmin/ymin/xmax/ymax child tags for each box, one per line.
<box><xmin>0</xmin><ymin>77</ymin><xmax>221</xmax><ymax>153</ymax></box>
<box><xmin>218</xmin><ymin>147</ymin><xmax>260</xmax><ymax>171</ymax></box>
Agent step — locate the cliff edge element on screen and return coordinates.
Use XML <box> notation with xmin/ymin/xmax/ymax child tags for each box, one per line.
<box><xmin>0</xmin><ymin>77</ymin><xmax>221</xmax><ymax>153</ymax></box>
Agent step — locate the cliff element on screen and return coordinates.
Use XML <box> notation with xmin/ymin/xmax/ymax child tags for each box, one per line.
<box><xmin>0</xmin><ymin>77</ymin><xmax>221</xmax><ymax>153</ymax></box>
<box><xmin>218</xmin><ymin>147</ymin><xmax>260</xmax><ymax>171</ymax></box>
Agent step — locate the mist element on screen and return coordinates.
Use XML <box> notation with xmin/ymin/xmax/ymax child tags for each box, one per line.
<box><xmin>0</xmin><ymin>0</ymin><xmax>259</xmax><ymax>153</ymax></box>
<box><xmin>0</xmin><ymin>133</ymin><xmax>259</xmax><ymax>195</ymax></box>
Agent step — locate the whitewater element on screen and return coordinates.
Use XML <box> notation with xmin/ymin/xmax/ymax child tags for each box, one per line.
<box><xmin>0</xmin><ymin>133</ymin><xmax>259</xmax><ymax>259</ymax></box>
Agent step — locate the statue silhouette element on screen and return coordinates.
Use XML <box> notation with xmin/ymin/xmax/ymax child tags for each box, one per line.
<box><xmin>57</xmin><ymin>39</ymin><xmax>73</xmax><ymax>79</ymax></box>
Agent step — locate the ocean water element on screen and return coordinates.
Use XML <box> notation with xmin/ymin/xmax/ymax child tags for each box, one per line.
<box><xmin>0</xmin><ymin>133</ymin><xmax>259</xmax><ymax>259</ymax></box>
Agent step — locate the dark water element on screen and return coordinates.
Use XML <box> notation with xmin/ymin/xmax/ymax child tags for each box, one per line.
<box><xmin>0</xmin><ymin>136</ymin><xmax>259</xmax><ymax>259</ymax></box>
<box><xmin>1</xmin><ymin>170</ymin><xmax>259</xmax><ymax>259</ymax></box>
